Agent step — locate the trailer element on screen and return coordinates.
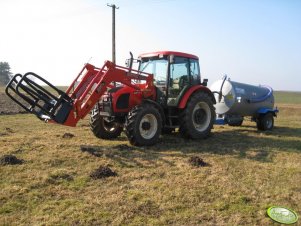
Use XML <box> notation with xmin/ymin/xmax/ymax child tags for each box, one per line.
<box><xmin>210</xmin><ymin>76</ymin><xmax>278</xmax><ymax>130</ymax></box>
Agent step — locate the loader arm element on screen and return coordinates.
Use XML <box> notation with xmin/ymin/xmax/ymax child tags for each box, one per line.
<box><xmin>6</xmin><ymin>61</ymin><xmax>154</xmax><ymax>127</ymax></box>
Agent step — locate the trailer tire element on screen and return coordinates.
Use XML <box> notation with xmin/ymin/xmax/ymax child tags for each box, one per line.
<box><xmin>90</xmin><ymin>106</ymin><xmax>122</xmax><ymax>139</ymax></box>
<box><xmin>228</xmin><ymin>120</ymin><xmax>243</xmax><ymax>127</ymax></box>
<box><xmin>180</xmin><ymin>92</ymin><xmax>215</xmax><ymax>139</ymax></box>
<box><xmin>125</xmin><ymin>104</ymin><xmax>162</xmax><ymax>146</ymax></box>
<box><xmin>162</xmin><ymin>127</ymin><xmax>174</xmax><ymax>134</ymax></box>
<box><xmin>257</xmin><ymin>113</ymin><xmax>274</xmax><ymax>131</ymax></box>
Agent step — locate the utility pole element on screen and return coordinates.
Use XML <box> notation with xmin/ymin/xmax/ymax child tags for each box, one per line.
<box><xmin>107</xmin><ymin>4</ymin><xmax>119</xmax><ymax>64</ymax></box>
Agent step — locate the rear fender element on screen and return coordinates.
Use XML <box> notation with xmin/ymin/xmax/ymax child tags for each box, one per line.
<box><xmin>178</xmin><ymin>85</ymin><xmax>216</xmax><ymax>109</ymax></box>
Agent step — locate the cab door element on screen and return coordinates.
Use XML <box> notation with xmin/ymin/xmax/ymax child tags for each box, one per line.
<box><xmin>167</xmin><ymin>57</ymin><xmax>190</xmax><ymax>106</ymax></box>
<box><xmin>167</xmin><ymin>57</ymin><xmax>200</xmax><ymax>106</ymax></box>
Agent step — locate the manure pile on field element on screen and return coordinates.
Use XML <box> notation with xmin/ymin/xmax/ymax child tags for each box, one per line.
<box><xmin>90</xmin><ymin>166</ymin><xmax>117</xmax><ymax>179</ymax></box>
<box><xmin>188</xmin><ymin>156</ymin><xmax>209</xmax><ymax>167</ymax></box>
<box><xmin>0</xmin><ymin>154</ymin><xmax>24</xmax><ymax>165</ymax></box>
<box><xmin>62</xmin><ymin>133</ymin><xmax>75</xmax><ymax>138</ymax></box>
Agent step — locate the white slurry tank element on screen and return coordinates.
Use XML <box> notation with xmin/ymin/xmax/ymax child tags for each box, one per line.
<box><xmin>210</xmin><ymin>76</ymin><xmax>278</xmax><ymax>130</ymax></box>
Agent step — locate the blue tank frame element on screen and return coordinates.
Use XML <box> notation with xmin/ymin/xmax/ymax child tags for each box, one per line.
<box><xmin>215</xmin><ymin>107</ymin><xmax>279</xmax><ymax>125</ymax></box>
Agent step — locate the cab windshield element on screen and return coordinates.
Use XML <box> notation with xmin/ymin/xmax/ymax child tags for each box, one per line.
<box><xmin>139</xmin><ymin>58</ymin><xmax>168</xmax><ymax>85</ymax></box>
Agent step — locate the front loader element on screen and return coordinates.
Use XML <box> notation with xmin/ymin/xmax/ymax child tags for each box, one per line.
<box><xmin>6</xmin><ymin>51</ymin><xmax>216</xmax><ymax>146</ymax></box>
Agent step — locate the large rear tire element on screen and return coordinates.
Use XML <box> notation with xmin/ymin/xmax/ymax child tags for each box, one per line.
<box><xmin>125</xmin><ymin>103</ymin><xmax>162</xmax><ymax>146</ymax></box>
<box><xmin>89</xmin><ymin>105</ymin><xmax>122</xmax><ymax>139</ymax></box>
<box><xmin>257</xmin><ymin>113</ymin><xmax>274</xmax><ymax>131</ymax></box>
<box><xmin>180</xmin><ymin>92</ymin><xmax>215</xmax><ymax>139</ymax></box>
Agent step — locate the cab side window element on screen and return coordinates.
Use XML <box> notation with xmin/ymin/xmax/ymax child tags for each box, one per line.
<box><xmin>168</xmin><ymin>57</ymin><xmax>190</xmax><ymax>106</ymax></box>
<box><xmin>169</xmin><ymin>57</ymin><xmax>189</xmax><ymax>90</ymax></box>
<box><xmin>190</xmin><ymin>59</ymin><xmax>200</xmax><ymax>85</ymax></box>
<box><xmin>154</xmin><ymin>60</ymin><xmax>168</xmax><ymax>86</ymax></box>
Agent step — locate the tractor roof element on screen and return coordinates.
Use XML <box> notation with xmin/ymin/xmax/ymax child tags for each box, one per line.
<box><xmin>139</xmin><ymin>51</ymin><xmax>198</xmax><ymax>60</ymax></box>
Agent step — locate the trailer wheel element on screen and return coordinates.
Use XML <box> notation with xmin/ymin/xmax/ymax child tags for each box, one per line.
<box><xmin>180</xmin><ymin>92</ymin><xmax>215</xmax><ymax>139</ymax></box>
<box><xmin>228</xmin><ymin>119</ymin><xmax>243</xmax><ymax>127</ymax></box>
<box><xmin>125</xmin><ymin>104</ymin><xmax>162</xmax><ymax>146</ymax></box>
<box><xmin>257</xmin><ymin>113</ymin><xmax>274</xmax><ymax>131</ymax></box>
<box><xmin>162</xmin><ymin>127</ymin><xmax>174</xmax><ymax>134</ymax></box>
<box><xmin>90</xmin><ymin>106</ymin><xmax>122</xmax><ymax>139</ymax></box>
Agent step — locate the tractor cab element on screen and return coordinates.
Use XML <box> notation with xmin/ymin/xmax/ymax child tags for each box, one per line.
<box><xmin>138</xmin><ymin>51</ymin><xmax>206</xmax><ymax>106</ymax></box>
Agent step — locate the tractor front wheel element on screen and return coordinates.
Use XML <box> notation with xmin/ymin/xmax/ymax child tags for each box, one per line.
<box><xmin>90</xmin><ymin>106</ymin><xmax>123</xmax><ymax>139</ymax></box>
<box><xmin>180</xmin><ymin>92</ymin><xmax>215</xmax><ymax>139</ymax></box>
<box><xmin>125</xmin><ymin>104</ymin><xmax>162</xmax><ymax>146</ymax></box>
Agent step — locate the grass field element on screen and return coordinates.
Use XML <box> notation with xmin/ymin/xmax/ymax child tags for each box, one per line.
<box><xmin>0</xmin><ymin>91</ymin><xmax>300</xmax><ymax>225</ymax></box>
<box><xmin>274</xmin><ymin>91</ymin><xmax>301</xmax><ymax>104</ymax></box>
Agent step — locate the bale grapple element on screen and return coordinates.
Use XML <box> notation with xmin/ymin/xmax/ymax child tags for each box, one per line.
<box><xmin>6</xmin><ymin>61</ymin><xmax>154</xmax><ymax>127</ymax></box>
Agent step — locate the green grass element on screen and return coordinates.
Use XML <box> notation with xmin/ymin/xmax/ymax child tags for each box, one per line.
<box><xmin>0</xmin><ymin>90</ymin><xmax>301</xmax><ymax>225</ymax></box>
<box><xmin>274</xmin><ymin>91</ymin><xmax>301</xmax><ymax>104</ymax></box>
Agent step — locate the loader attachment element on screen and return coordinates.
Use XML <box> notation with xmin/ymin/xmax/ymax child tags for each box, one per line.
<box><xmin>6</xmin><ymin>72</ymin><xmax>73</xmax><ymax>124</ymax></box>
<box><xmin>6</xmin><ymin>61</ymin><xmax>154</xmax><ymax>127</ymax></box>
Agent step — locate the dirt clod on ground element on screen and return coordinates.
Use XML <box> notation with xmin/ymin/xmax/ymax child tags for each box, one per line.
<box><xmin>90</xmin><ymin>166</ymin><xmax>117</xmax><ymax>179</ymax></box>
<box><xmin>188</xmin><ymin>156</ymin><xmax>209</xmax><ymax>167</ymax></box>
<box><xmin>0</xmin><ymin>155</ymin><xmax>24</xmax><ymax>165</ymax></box>
<box><xmin>80</xmin><ymin>145</ymin><xmax>102</xmax><ymax>157</ymax></box>
<box><xmin>5</xmin><ymin>127</ymin><xmax>14</xmax><ymax>133</ymax></box>
<box><xmin>62</xmin><ymin>133</ymin><xmax>75</xmax><ymax>138</ymax></box>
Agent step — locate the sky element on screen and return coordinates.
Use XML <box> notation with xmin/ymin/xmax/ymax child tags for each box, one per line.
<box><xmin>0</xmin><ymin>0</ymin><xmax>300</xmax><ymax>91</ymax></box>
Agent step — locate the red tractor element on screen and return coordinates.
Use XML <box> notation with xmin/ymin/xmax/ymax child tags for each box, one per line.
<box><xmin>6</xmin><ymin>51</ymin><xmax>216</xmax><ymax>146</ymax></box>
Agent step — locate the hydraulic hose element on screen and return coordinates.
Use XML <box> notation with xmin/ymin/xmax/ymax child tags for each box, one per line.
<box><xmin>218</xmin><ymin>75</ymin><xmax>227</xmax><ymax>102</ymax></box>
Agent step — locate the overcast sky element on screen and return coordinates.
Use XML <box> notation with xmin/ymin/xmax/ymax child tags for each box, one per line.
<box><xmin>1</xmin><ymin>0</ymin><xmax>300</xmax><ymax>91</ymax></box>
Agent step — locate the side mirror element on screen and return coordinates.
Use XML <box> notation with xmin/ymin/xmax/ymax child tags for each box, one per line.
<box><xmin>125</xmin><ymin>52</ymin><xmax>140</xmax><ymax>69</ymax></box>
<box><xmin>125</xmin><ymin>59</ymin><xmax>130</xmax><ymax>67</ymax></box>
<box><xmin>202</xmin><ymin>78</ymin><xmax>208</xmax><ymax>87</ymax></box>
<box><xmin>126</xmin><ymin>52</ymin><xmax>134</xmax><ymax>75</ymax></box>
<box><xmin>125</xmin><ymin>52</ymin><xmax>134</xmax><ymax>68</ymax></box>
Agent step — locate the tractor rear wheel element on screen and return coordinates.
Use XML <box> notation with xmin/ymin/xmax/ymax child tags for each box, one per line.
<box><xmin>90</xmin><ymin>105</ymin><xmax>122</xmax><ymax>139</ymax></box>
<box><xmin>125</xmin><ymin>103</ymin><xmax>162</xmax><ymax>146</ymax></box>
<box><xmin>180</xmin><ymin>92</ymin><xmax>215</xmax><ymax>139</ymax></box>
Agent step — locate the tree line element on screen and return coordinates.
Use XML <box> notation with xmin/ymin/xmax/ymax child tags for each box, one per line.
<box><xmin>0</xmin><ymin>62</ymin><xmax>12</xmax><ymax>86</ymax></box>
